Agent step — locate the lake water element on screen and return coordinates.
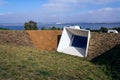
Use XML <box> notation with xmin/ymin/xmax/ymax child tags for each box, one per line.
<box><xmin>0</xmin><ymin>23</ymin><xmax>120</xmax><ymax>30</ymax></box>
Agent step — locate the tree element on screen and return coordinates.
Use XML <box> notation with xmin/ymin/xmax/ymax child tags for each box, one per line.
<box><xmin>41</xmin><ymin>26</ymin><xmax>62</xmax><ymax>30</ymax></box>
<box><xmin>86</xmin><ymin>28</ymin><xmax>91</xmax><ymax>30</ymax></box>
<box><xmin>51</xmin><ymin>26</ymin><xmax>57</xmax><ymax>30</ymax></box>
<box><xmin>100</xmin><ymin>27</ymin><xmax>108</xmax><ymax>32</ymax></box>
<box><xmin>24</xmin><ymin>20</ymin><xmax>38</xmax><ymax>30</ymax></box>
<box><xmin>41</xmin><ymin>27</ymin><xmax>47</xmax><ymax>30</ymax></box>
<box><xmin>112</xmin><ymin>27</ymin><xmax>120</xmax><ymax>32</ymax></box>
<box><xmin>33</xmin><ymin>22</ymin><xmax>38</xmax><ymax>30</ymax></box>
<box><xmin>51</xmin><ymin>26</ymin><xmax>61</xmax><ymax>30</ymax></box>
<box><xmin>24</xmin><ymin>23</ymin><xmax>30</xmax><ymax>30</ymax></box>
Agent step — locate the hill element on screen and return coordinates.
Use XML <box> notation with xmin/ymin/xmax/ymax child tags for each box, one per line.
<box><xmin>0</xmin><ymin>44</ymin><xmax>111</xmax><ymax>80</ymax></box>
<box><xmin>91</xmin><ymin>44</ymin><xmax>120</xmax><ymax>80</ymax></box>
<box><xmin>0</xmin><ymin>28</ymin><xmax>10</xmax><ymax>30</ymax></box>
<box><xmin>88</xmin><ymin>32</ymin><xmax>120</xmax><ymax>59</ymax></box>
<box><xmin>0</xmin><ymin>30</ymin><xmax>34</xmax><ymax>47</ymax></box>
<box><xmin>0</xmin><ymin>30</ymin><xmax>120</xmax><ymax>79</ymax></box>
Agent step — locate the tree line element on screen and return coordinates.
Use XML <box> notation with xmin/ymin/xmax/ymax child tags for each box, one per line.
<box><xmin>24</xmin><ymin>20</ymin><xmax>62</xmax><ymax>30</ymax></box>
<box><xmin>24</xmin><ymin>21</ymin><xmax>120</xmax><ymax>32</ymax></box>
<box><xmin>41</xmin><ymin>26</ymin><xmax>62</xmax><ymax>30</ymax></box>
<box><xmin>86</xmin><ymin>27</ymin><xmax>120</xmax><ymax>32</ymax></box>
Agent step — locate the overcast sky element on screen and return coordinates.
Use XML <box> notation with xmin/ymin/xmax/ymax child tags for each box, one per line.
<box><xmin>0</xmin><ymin>0</ymin><xmax>120</xmax><ymax>23</ymax></box>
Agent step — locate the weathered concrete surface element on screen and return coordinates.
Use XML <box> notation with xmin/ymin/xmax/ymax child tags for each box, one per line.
<box><xmin>27</xmin><ymin>30</ymin><xmax>62</xmax><ymax>50</ymax></box>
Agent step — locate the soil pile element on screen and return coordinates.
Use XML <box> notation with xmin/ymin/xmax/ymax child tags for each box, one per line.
<box><xmin>27</xmin><ymin>30</ymin><xmax>62</xmax><ymax>50</ymax></box>
<box><xmin>0</xmin><ymin>30</ymin><xmax>34</xmax><ymax>47</ymax></box>
<box><xmin>1</xmin><ymin>30</ymin><xmax>120</xmax><ymax>59</ymax></box>
<box><xmin>88</xmin><ymin>33</ymin><xmax>120</xmax><ymax>59</ymax></box>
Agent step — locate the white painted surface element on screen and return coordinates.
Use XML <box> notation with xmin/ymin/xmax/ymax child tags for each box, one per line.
<box><xmin>108</xmin><ymin>30</ymin><xmax>118</xmax><ymax>33</ymax></box>
<box><xmin>69</xmin><ymin>25</ymin><xmax>80</xmax><ymax>29</ymax></box>
<box><xmin>57</xmin><ymin>26</ymin><xmax>91</xmax><ymax>57</ymax></box>
<box><xmin>62</xmin><ymin>47</ymin><xmax>86</xmax><ymax>57</ymax></box>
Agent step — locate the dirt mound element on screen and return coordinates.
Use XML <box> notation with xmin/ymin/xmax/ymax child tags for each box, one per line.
<box><xmin>0</xmin><ymin>30</ymin><xmax>34</xmax><ymax>47</ymax></box>
<box><xmin>27</xmin><ymin>30</ymin><xmax>120</xmax><ymax>59</ymax></box>
<box><xmin>88</xmin><ymin>33</ymin><xmax>120</xmax><ymax>59</ymax></box>
<box><xmin>27</xmin><ymin>30</ymin><xmax>62</xmax><ymax>50</ymax></box>
<box><xmin>1</xmin><ymin>30</ymin><xmax>120</xmax><ymax>59</ymax></box>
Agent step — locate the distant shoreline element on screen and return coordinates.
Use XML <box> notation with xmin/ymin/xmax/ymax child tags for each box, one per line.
<box><xmin>0</xmin><ymin>23</ymin><xmax>120</xmax><ymax>30</ymax></box>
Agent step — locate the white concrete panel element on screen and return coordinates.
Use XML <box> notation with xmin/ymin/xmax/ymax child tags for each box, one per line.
<box><xmin>69</xmin><ymin>25</ymin><xmax>80</xmax><ymax>29</ymax></box>
<box><xmin>57</xmin><ymin>28</ymin><xmax>71</xmax><ymax>51</ymax></box>
<box><xmin>62</xmin><ymin>47</ymin><xmax>86</xmax><ymax>57</ymax></box>
<box><xmin>57</xmin><ymin>26</ymin><xmax>91</xmax><ymax>57</ymax></box>
<box><xmin>67</xmin><ymin>28</ymin><xmax>89</xmax><ymax>37</ymax></box>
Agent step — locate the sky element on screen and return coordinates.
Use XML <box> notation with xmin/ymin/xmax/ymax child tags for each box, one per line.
<box><xmin>0</xmin><ymin>0</ymin><xmax>120</xmax><ymax>23</ymax></box>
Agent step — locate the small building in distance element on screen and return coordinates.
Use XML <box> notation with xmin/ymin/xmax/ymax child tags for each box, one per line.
<box><xmin>108</xmin><ymin>30</ymin><xmax>118</xmax><ymax>33</ymax></box>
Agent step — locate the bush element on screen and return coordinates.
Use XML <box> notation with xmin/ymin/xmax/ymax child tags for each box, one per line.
<box><xmin>100</xmin><ymin>27</ymin><xmax>108</xmax><ymax>32</ymax></box>
<box><xmin>41</xmin><ymin>26</ymin><xmax>62</xmax><ymax>30</ymax></box>
<box><xmin>24</xmin><ymin>20</ymin><xmax>38</xmax><ymax>30</ymax></box>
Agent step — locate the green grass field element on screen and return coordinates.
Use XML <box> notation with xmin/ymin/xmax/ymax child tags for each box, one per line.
<box><xmin>0</xmin><ymin>44</ymin><xmax>117</xmax><ymax>80</ymax></box>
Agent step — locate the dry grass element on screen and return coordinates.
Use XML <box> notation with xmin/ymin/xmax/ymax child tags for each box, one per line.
<box><xmin>0</xmin><ymin>44</ymin><xmax>111</xmax><ymax>80</ymax></box>
<box><xmin>0</xmin><ymin>30</ymin><xmax>34</xmax><ymax>47</ymax></box>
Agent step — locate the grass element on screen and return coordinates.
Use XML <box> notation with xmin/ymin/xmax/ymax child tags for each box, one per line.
<box><xmin>0</xmin><ymin>44</ymin><xmax>112</xmax><ymax>80</ymax></box>
<box><xmin>91</xmin><ymin>44</ymin><xmax>120</xmax><ymax>80</ymax></box>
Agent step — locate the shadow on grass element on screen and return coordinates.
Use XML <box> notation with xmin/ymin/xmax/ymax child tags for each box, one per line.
<box><xmin>91</xmin><ymin>44</ymin><xmax>120</xmax><ymax>80</ymax></box>
<box><xmin>35</xmin><ymin>69</ymin><xmax>52</xmax><ymax>76</ymax></box>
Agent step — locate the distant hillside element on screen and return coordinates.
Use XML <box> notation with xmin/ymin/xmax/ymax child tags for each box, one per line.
<box><xmin>0</xmin><ymin>28</ymin><xmax>10</xmax><ymax>30</ymax></box>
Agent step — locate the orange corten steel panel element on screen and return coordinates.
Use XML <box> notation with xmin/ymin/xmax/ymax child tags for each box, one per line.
<box><xmin>27</xmin><ymin>30</ymin><xmax>62</xmax><ymax>50</ymax></box>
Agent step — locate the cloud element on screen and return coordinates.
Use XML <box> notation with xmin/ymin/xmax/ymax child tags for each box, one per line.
<box><xmin>0</xmin><ymin>12</ymin><xmax>32</xmax><ymax>23</ymax></box>
<box><xmin>40</xmin><ymin>0</ymin><xmax>120</xmax><ymax>14</ymax></box>
<box><xmin>0</xmin><ymin>13</ymin><xmax>4</xmax><ymax>15</ymax></box>
<box><xmin>0</xmin><ymin>7</ymin><xmax>120</xmax><ymax>23</ymax></box>
<box><xmin>41</xmin><ymin>0</ymin><xmax>80</xmax><ymax>13</ymax></box>
<box><xmin>73</xmin><ymin>8</ymin><xmax>120</xmax><ymax>23</ymax></box>
<box><xmin>0</xmin><ymin>12</ymin><xmax>14</xmax><ymax>16</ymax></box>
<box><xmin>47</xmin><ymin>0</ymin><xmax>119</xmax><ymax>4</ymax></box>
<box><xmin>34</xmin><ymin>0</ymin><xmax>120</xmax><ymax>23</ymax></box>
<box><xmin>42</xmin><ymin>3</ymin><xmax>71</xmax><ymax>12</ymax></box>
<box><xmin>89</xmin><ymin>0</ymin><xmax>120</xmax><ymax>4</ymax></box>
<box><xmin>0</xmin><ymin>0</ymin><xmax>7</xmax><ymax>6</ymax></box>
<box><xmin>0</xmin><ymin>0</ymin><xmax>120</xmax><ymax>23</ymax></box>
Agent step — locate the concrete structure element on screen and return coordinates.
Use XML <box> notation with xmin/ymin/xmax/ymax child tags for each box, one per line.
<box><xmin>69</xmin><ymin>25</ymin><xmax>81</xmax><ymax>29</ymax></box>
<box><xmin>108</xmin><ymin>30</ymin><xmax>118</xmax><ymax>33</ymax></box>
<box><xmin>57</xmin><ymin>26</ymin><xmax>90</xmax><ymax>57</ymax></box>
